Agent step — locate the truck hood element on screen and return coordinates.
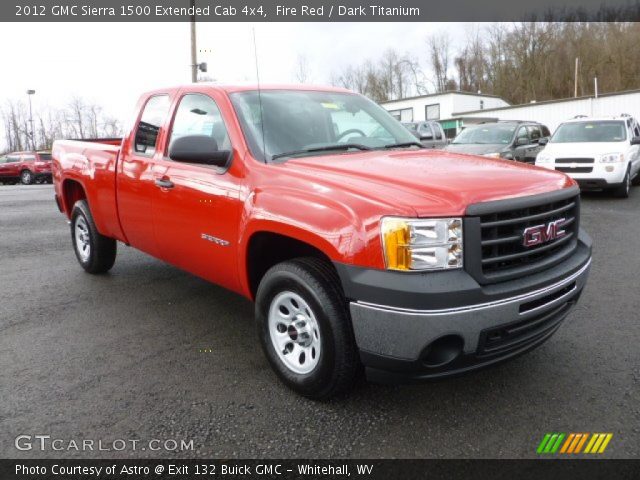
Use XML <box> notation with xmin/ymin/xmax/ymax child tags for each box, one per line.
<box><xmin>283</xmin><ymin>149</ymin><xmax>573</xmax><ymax>217</ymax></box>
<box><xmin>444</xmin><ymin>143</ymin><xmax>508</xmax><ymax>155</ymax></box>
<box><xmin>540</xmin><ymin>142</ymin><xmax>627</xmax><ymax>159</ymax></box>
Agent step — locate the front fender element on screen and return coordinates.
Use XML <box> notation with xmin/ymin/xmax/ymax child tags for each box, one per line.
<box><xmin>237</xmin><ymin>187</ymin><xmax>382</xmax><ymax>296</ymax></box>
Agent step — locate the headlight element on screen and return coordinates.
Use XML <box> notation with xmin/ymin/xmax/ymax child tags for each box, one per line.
<box><xmin>381</xmin><ymin>217</ymin><xmax>463</xmax><ymax>271</ymax></box>
<box><xmin>536</xmin><ymin>153</ymin><xmax>553</xmax><ymax>163</ymax></box>
<box><xmin>600</xmin><ymin>152</ymin><xmax>624</xmax><ymax>163</ymax></box>
<box><xmin>483</xmin><ymin>152</ymin><xmax>501</xmax><ymax>158</ymax></box>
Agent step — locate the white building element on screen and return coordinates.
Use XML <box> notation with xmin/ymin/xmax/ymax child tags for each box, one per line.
<box><xmin>382</xmin><ymin>88</ymin><xmax>640</xmax><ymax>138</ymax></box>
<box><xmin>454</xmin><ymin>89</ymin><xmax>640</xmax><ymax>133</ymax></box>
<box><xmin>381</xmin><ymin>91</ymin><xmax>510</xmax><ymax>137</ymax></box>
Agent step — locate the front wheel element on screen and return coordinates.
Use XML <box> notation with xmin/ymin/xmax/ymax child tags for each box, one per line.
<box><xmin>20</xmin><ymin>170</ymin><xmax>34</xmax><ymax>185</ymax></box>
<box><xmin>255</xmin><ymin>258</ymin><xmax>359</xmax><ymax>399</ymax></box>
<box><xmin>613</xmin><ymin>168</ymin><xmax>631</xmax><ymax>198</ymax></box>
<box><xmin>70</xmin><ymin>200</ymin><xmax>117</xmax><ymax>273</ymax></box>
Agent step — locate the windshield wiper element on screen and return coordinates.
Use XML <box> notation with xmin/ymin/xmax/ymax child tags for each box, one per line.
<box><xmin>271</xmin><ymin>143</ymin><xmax>372</xmax><ymax>161</ymax></box>
<box><xmin>382</xmin><ymin>141</ymin><xmax>424</xmax><ymax>149</ymax></box>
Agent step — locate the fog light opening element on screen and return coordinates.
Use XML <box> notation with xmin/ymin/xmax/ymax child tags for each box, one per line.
<box><xmin>422</xmin><ymin>335</ymin><xmax>464</xmax><ymax>368</ymax></box>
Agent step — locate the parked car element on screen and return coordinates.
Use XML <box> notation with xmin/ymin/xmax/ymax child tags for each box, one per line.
<box><xmin>446</xmin><ymin>120</ymin><xmax>551</xmax><ymax>163</ymax></box>
<box><xmin>402</xmin><ymin>121</ymin><xmax>448</xmax><ymax>148</ymax></box>
<box><xmin>535</xmin><ymin>115</ymin><xmax>640</xmax><ymax>198</ymax></box>
<box><xmin>0</xmin><ymin>151</ymin><xmax>52</xmax><ymax>185</ymax></box>
<box><xmin>52</xmin><ymin>84</ymin><xmax>591</xmax><ymax>399</ymax></box>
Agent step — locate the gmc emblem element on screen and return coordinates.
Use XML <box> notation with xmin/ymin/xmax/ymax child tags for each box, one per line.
<box><xmin>522</xmin><ymin>218</ymin><xmax>567</xmax><ymax>247</ymax></box>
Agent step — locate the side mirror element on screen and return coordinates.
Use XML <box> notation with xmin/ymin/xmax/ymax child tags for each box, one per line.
<box><xmin>515</xmin><ymin>137</ymin><xmax>529</xmax><ymax>146</ymax></box>
<box><xmin>169</xmin><ymin>135</ymin><xmax>231</xmax><ymax>168</ymax></box>
<box><xmin>538</xmin><ymin>137</ymin><xmax>549</xmax><ymax>146</ymax></box>
<box><xmin>631</xmin><ymin>136</ymin><xmax>640</xmax><ymax>145</ymax></box>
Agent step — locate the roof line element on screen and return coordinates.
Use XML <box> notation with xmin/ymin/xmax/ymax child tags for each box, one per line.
<box><xmin>380</xmin><ymin>90</ymin><xmax>506</xmax><ymax>104</ymax></box>
<box><xmin>453</xmin><ymin>88</ymin><xmax>640</xmax><ymax>115</ymax></box>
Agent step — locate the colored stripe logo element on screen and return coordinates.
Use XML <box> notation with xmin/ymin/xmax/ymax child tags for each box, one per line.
<box><xmin>537</xmin><ymin>433</ymin><xmax>613</xmax><ymax>454</ymax></box>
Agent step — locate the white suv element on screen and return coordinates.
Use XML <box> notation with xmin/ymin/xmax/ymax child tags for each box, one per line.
<box><xmin>535</xmin><ymin>115</ymin><xmax>640</xmax><ymax>198</ymax></box>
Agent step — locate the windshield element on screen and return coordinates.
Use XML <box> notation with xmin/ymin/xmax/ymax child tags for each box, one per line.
<box><xmin>230</xmin><ymin>90</ymin><xmax>418</xmax><ymax>162</ymax></box>
<box><xmin>452</xmin><ymin>124</ymin><xmax>517</xmax><ymax>145</ymax></box>
<box><xmin>551</xmin><ymin>121</ymin><xmax>627</xmax><ymax>143</ymax></box>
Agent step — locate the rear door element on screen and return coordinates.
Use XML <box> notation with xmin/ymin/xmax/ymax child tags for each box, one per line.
<box><xmin>151</xmin><ymin>91</ymin><xmax>244</xmax><ymax>292</ymax></box>
<box><xmin>5</xmin><ymin>155</ymin><xmax>21</xmax><ymax>177</ymax></box>
<box><xmin>117</xmin><ymin>94</ymin><xmax>172</xmax><ymax>256</ymax></box>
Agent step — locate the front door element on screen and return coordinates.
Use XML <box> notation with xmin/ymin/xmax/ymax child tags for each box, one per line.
<box><xmin>152</xmin><ymin>92</ymin><xmax>244</xmax><ymax>292</ymax></box>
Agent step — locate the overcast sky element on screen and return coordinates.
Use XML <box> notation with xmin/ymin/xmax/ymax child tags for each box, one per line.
<box><xmin>0</xmin><ymin>22</ymin><xmax>474</xmax><ymax>125</ymax></box>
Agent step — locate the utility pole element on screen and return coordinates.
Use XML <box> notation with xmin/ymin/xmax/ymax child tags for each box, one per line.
<box><xmin>26</xmin><ymin>89</ymin><xmax>36</xmax><ymax>150</ymax></box>
<box><xmin>574</xmin><ymin>57</ymin><xmax>579</xmax><ymax>98</ymax></box>
<box><xmin>190</xmin><ymin>0</ymin><xmax>197</xmax><ymax>82</ymax></box>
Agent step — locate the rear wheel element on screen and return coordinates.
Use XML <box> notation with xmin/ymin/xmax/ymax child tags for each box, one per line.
<box><xmin>613</xmin><ymin>167</ymin><xmax>631</xmax><ymax>198</ymax></box>
<box><xmin>255</xmin><ymin>257</ymin><xmax>359</xmax><ymax>399</ymax></box>
<box><xmin>70</xmin><ymin>200</ymin><xmax>117</xmax><ymax>273</ymax></box>
<box><xmin>20</xmin><ymin>170</ymin><xmax>34</xmax><ymax>185</ymax></box>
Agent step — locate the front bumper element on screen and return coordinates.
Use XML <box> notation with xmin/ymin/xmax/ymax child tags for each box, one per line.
<box><xmin>335</xmin><ymin>229</ymin><xmax>592</xmax><ymax>383</ymax></box>
<box><xmin>536</xmin><ymin>162</ymin><xmax>626</xmax><ymax>187</ymax></box>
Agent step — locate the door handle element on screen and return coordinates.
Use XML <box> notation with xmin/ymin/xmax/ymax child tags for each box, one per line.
<box><xmin>155</xmin><ymin>178</ymin><xmax>174</xmax><ymax>189</ymax></box>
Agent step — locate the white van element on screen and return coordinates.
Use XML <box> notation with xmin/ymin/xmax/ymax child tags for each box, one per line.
<box><xmin>535</xmin><ymin>115</ymin><xmax>640</xmax><ymax>198</ymax></box>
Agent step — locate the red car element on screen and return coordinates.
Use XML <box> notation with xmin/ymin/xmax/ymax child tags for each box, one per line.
<box><xmin>0</xmin><ymin>151</ymin><xmax>52</xmax><ymax>185</ymax></box>
<box><xmin>52</xmin><ymin>84</ymin><xmax>592</xmax><ymax>398</ymax></box>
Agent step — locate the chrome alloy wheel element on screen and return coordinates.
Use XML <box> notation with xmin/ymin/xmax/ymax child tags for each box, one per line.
<box><xmin>74</xmin><ymin>215</ymin><xmax>91</xmax><ymax>262</ymax></box>
<box><xmin>268</xmin><ymin>291</ymin><xmax>321</xmax><ymax>374</ymax></box>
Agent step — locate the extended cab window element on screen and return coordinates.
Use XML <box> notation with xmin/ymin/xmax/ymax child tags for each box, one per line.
<box><xmin>22</xmin><ymin>155</ymin><xmax>36</xmax><ymax>162</ymax></box>
<box><xmin>134</xmin><ymin>95</ymin><xmax>170</xmax><ymax>157</ymax></box>
<box><xmin>169</xmin><ymin>94</ymin><xmax>230</xmax><ymax>153</ymax></box>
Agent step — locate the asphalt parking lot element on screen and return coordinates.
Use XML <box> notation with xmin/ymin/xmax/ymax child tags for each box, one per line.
<box><xmin>1</xmin><ymin>184</ymin><xmax>639</xmax><ymax>459</ymax></box>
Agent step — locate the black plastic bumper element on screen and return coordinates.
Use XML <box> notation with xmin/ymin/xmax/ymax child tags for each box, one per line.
<box><xmin>334</xmin><ymin>229</ymin><xmax>592</xmax><ymax>383</ymax></box>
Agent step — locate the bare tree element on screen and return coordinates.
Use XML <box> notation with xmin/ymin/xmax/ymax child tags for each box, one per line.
<box><xmin>427</xmin><ymin>33</ymin><xmax>454</xmax><ymax>92</ymax></box>
<box><xmin>331</xmin><ymin>49</ymin><xmax>424</xmax><ymax>102</ymax></box>
<box><xmin>1</xmin><ymin>96</ymin><xmax>122</xmax><ymax>153</ymax></box>
<box><xmin>293</xmin><ymin>54</ymin><xmax>312</xmax><ymax>83</ymax></box>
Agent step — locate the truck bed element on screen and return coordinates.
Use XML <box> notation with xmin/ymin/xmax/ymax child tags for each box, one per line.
<box><xmin>52</xmin><ymin>138</ymin><xmax>124</xmax><ymax>241</ymax></box>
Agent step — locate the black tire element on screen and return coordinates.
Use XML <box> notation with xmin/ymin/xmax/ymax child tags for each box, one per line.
<box><xmin>20</xmin><ymin>170</ymin><xmax>34</xmax><ymax>185</ymax></box>
<box><xmin>613</xmin><ymin>167</ymin><xmax>631</xmax><ymax>198</ymax></box>
<box><xmin>70</xmin><ymin>200</ymin><xmax>117</xmax><ymax>274</ymax></box>
<box><xmin>632</xmin><ymin>170</ymin><xmax>640</xmax><ymax>186</ymax></box>
<box><xmin>255</xmin><ymin>257</ymin><xmax>359</xmax><ymax>399</ymax></box>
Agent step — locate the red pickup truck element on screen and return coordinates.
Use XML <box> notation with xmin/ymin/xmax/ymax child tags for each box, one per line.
<box><xmin>0</xmin><ymin>151</ymin><xmax>52</xmax><ymax>184</ymax></box>
<box><xmin>52</xmin><ymin>84</ymin><xmax>592</xmax><ymax>398</ymax></box>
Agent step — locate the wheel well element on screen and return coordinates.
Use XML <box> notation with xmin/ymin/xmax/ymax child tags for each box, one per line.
<box><xmin>62</xmin><ymin>180</ymin><xmax>87</xmax><ymax>215</ymax></box>
<box><xmin>247</xmin><ymin>232</ymin><xmax>334</xmax><ymax>298</ymax></box>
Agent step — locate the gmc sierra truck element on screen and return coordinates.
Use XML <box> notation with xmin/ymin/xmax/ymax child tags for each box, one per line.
<box><xmin>52</xmin><ymin>84</ymin><xmax>592</xmax><ymax>399</ymax></box>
